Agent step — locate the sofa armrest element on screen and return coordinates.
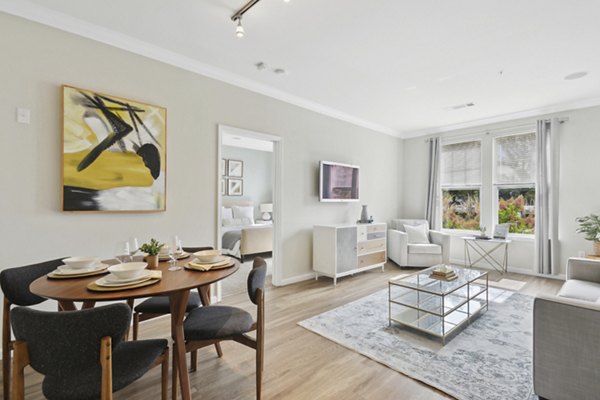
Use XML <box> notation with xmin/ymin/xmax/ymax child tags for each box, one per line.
<box><xmin>387</xmin><ymin>229</ymin><xmax>408</xmax><ymax>266</ymax></box>
<box><xmin>429</xmin><ymin>230</ymin><xmax>450</xmax><ymax>264</ymax></box>
<box><xmin>566</xmin><ymin>257</ymin><xmax>600</xmax><ymax>282</ymax></box>
<box><xmin>533</xmin><ymin>294</ymin><xmax>600</xmax><ymax>400</ymax></box>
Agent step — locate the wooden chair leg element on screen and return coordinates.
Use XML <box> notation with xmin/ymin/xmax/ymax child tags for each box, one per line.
<box><xmin>161</xmin><ymin>348</ymin><xmax>169</xmax><ymax>400</ymax></box>
<box><xmin>171</xmin><ymin>346</ymin><xmax>179</xmax><ymax>400</ymax></box>
<box><xmin>124</xmin><ymin>300</ymin><xmax>135</xmax><ymax>341</ymax></box>
<box><xmin>3</xmin><ymin>299</ymin><xmax>11</xmax><ymax>400</ymax></box>
<box><xmin>132</xmin><ymin>312</ymin><xmax>140</xmax><ymax>340</ymax></box>
<box><xmin>215</xmin><ymin>343</ymin><xmax>223</xmax><ymax>357</ymax></box>
<box><xmin>99</xmin><ymin>337</ymin><xmax>113</xmax><ymax>400</ymax></box>
<box><xmin>190</xmin><ymin>350</ymin><xmax>198</xmax><ymax>372</ymax></box>
<box><xmin>11</xmin><ymin>341</ymin><xmax>29</xmax><ymax>400</ymax></box>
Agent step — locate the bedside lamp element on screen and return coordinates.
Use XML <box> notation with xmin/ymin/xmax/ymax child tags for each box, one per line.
<box><xmin>260</xmin><ymin>203</ymin><xmax>273</xmax><ymax>220</ymax></box>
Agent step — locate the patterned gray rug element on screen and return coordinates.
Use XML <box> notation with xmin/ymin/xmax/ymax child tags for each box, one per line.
<box><xmin>299</xmin><ymin>288</ymin><xmax>536</xmax><ymax>400</ymax></box>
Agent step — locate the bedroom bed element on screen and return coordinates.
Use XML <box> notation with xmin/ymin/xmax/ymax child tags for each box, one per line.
<box><xmin>221</xmin><ymin>202</ymin><xmax>273</xmax><ymax>262</ymax></box>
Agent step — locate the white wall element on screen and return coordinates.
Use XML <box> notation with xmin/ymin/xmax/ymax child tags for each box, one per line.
<box><xmin>221</xmin><ymin>146</ymin><xmax>273</xmax><ymax>220</ymax></box>
<box><xmin>0</xmin><ymin>12</ymin><xmax>403</xmax><ymax>301</ymax></box>
<box><xmin>402</xmin><ymin>106</ymin><xmax>600</xmax><ymax>275</ymax></box>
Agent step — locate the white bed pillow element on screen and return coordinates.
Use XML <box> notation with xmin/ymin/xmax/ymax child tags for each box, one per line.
<box><xmin>404</xmin><ymin>224</ymin><xmax>430</xmax><ymax>244</ymax></box>
<box><xmin>232</xmin><ymin>206</ymin><xmax>255</xmax><ymax>224</ymax></box>
<box><xmin>222</xmin><ymin>207</ymin><xmax>233</xmax><ymax>220</ymax></box>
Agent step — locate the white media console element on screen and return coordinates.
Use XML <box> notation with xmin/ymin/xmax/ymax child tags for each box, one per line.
<box><xmin>313</xmin><ymin>222</ymin><xmax>387</xmax><ymax>285</ymax></box>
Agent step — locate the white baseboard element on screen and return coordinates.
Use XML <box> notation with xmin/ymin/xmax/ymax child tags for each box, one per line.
<box><xmin>449</xmin><ymin>257</ymin><xmax>565</xmax><ymax>280</ymax></box>
<box><xmin>279</xmin><ymin>272</ymin><xmax>316</xmax><ymax>286</ymax></box>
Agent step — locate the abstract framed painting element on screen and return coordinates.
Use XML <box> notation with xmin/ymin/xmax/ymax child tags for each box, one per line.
<box><xmin>62</xmin><ymin>85</ymin><xmax>167</xmax><ymax>212</ymax></box>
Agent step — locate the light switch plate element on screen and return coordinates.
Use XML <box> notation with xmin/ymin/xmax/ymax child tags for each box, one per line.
<box><xmin>17</xmin><ymin>108</ymin><xmax>31</xmax><ymax>124</ymax></box>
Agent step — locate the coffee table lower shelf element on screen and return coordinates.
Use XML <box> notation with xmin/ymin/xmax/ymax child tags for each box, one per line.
<box><xmin>389</xmin><ymin>298</ymin><xmax>487</xmax><ymax>343</ymax></box>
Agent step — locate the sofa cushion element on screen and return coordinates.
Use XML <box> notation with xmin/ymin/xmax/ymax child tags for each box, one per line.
<box><xmin>408</xmin><ymin>243</ymin><xmax>441</xmax><ymax>255</ymax></box>
<box><xmin>557</xmin><ymin>279</ymin><xmax>600</xmax><ymax>302</ymax></box>
<box><xmin>404</xmin><ymin>224</ymin><xmax>430</xmax><ymax>244</ymax></box>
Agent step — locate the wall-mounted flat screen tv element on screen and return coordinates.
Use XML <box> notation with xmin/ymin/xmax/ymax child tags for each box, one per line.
<box><xmin>319</xmin><ymin>161</ymin><xmax>360</xmax><ymax>202</ymax></box>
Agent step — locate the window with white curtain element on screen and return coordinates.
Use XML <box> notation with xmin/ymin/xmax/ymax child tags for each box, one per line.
<box><xmin>440</xmin><ymin>140</ymin><xmax>481</xmax><ymax>230</ymax></box>
<box><xmin>493</xmin><ymin>132</ymin><xmax>536</xmax><ymax>234</ymax></box>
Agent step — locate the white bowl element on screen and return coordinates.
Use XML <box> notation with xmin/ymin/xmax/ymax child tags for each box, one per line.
<box><xmin>62</xmin><ymin>257</ymin><xmax>100</xmax><ymax>270</ymax></box>
<box><xmin>158</xmin><ymin>245</ymin><xmax>170</xmax><ymax>256</ymax></box>
<box><xmin>108</xmin><ymin>262</ymin><xmax>147</xmax><ymax>280</ymax></box>
<box><xmin>194</xmin><ymin>249</ymin><xmax>221</xmax><ymax>263</ymax></box>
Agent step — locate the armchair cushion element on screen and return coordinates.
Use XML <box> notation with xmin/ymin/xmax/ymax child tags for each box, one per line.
<box><xmin>558</xmin><ymin>279</ymin><xmax>600</xmax><ymax>302</ymax></box>
<box><xmin>408</xmin><ymin>244</ymin><xmax>441</xmax><ymax>255</ymax></box>
<box><xmin>404</xmin><ymin>224</ymin><xmax>430</xmax><ymax>244</ymax></box>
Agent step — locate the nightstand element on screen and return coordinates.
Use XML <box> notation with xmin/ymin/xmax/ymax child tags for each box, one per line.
<box><xmin>255</xmin><ymin>220</ymin><xmax>273</xmax><ymax>225</ymax></box>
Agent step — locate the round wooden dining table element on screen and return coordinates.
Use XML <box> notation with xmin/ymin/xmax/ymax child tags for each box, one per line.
<box><xmin>30</xmin><ymin>259</ymin><xmax>239</xmax><ymax>400</ymax></box>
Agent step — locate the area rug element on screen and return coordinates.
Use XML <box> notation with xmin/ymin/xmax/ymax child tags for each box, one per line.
<box><xmin>298</xmin><ymin>288</ymin><xmax>536</xmax><ymax>400</ymax></box>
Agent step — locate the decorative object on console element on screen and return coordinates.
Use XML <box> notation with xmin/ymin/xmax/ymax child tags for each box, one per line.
<box><xmin>62</xmin><ymin>85</ymin><xmax>166</xmax><ymax>212</ymax></box>
<box><xmin>227</xmin><ymin>159</ymin><xmax>244</xmax><ymax>177</ymax></box>
<box><xmin>228</xmin><ymin>178</ymin><xmax>243</xmax><ymax>196</ymax></box>
<box><xmin>575</xmin><ymin>213</ymin><xmax>600</xmax><ymax>255</ymax></box>
<box><xmin>260</xmin><ymin>203</ymin><xmax>273</xmax><ymax>220</ymax></box>
<box><xmin>493</xmin><ymin>223</ymin><xmax>509</xmax><ymax>239</ymax></box>
<box><xmin>359</xmin><ymin>205</ymin><xmax>370</xmax><ymax>223</ymax></box>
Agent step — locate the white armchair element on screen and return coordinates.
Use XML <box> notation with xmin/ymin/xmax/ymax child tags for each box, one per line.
<box><xmin>533</xmin><ymin>257</ymin><xmax>600</xmax><ymax>400</ymax></box>
<box><xmin>387</xmin><ymin>219</ymin><xmax>450</xmax><ymax>267</ymax></box>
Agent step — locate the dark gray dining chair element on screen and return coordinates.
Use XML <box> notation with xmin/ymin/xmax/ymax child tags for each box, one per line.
<box><xmin>1</xmin><ymin>257</ymin><xmax>66</xmax><ymax>400</ymax></box>
<box><xmin>10</xmin><ymin>303</ymin><xmax>169</xmax><ymax>400</ymax></box>
<box><xmin>175</xmin><ymin>256</ymin><xmax>267</xmax><ymax>399</ymax></box>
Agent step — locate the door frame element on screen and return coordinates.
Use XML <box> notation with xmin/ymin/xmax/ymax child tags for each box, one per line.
<box><xmin>216</xmin><ymin>124</ymin><xmax>283</xmax><ymax>296</ymax></box>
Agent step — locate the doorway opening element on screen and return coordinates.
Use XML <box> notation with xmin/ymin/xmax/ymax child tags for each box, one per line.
<box><xmin>216</xmin><ymin>125</ymin><xmax>282</xmax><ymax>299</ymax></box>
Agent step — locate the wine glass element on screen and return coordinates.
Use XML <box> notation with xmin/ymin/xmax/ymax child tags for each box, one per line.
<box><xmin>129</xmin><ymin>237</ymin><xmax>139</xmax><ymax>257</ymax></box>
<box><xmin>114</xmin><ymin>241</ymin><xmax>132</xmax><ymax>264</ymax></box>
<box><xmin>168</xmin><ymin>235</ymin><xmax>182</xmax><ymax>271</ymax></box>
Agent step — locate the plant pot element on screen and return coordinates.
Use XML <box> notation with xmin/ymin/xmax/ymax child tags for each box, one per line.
<box><xmin>145</xmin><ymin>255</ymin><xmax>159</xmax><ymax>269</ymax></box>
<box><xmin>594</xmin><ymin>241</ymin><xmax>600</xmax><ymax>257</ymax></box>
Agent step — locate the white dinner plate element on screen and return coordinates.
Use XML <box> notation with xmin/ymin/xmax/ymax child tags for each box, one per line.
<box><xmin>191</xmin><ymin>255</ymin><xmax>228</xmax><ymax>265</ymax></box>
<box><xmin>95</xmin><ymin>273</ymin><xmax>153</xmax><ymax>287</ymax></box>
<box><xmin>103</xmin><ymin>270</ymin><xmax>152</xmax><ymax>284</ymax></box>
<box><xmin>54</xmin><ymin>263</ymin><xmax>107</xmax><ymax>275</ymax></box>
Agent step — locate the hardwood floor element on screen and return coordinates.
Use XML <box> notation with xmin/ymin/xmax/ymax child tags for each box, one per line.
<box><xmin>4</xmin><ymin>262</ymin><xmax>563</xmax><ymax>399</ymax></box>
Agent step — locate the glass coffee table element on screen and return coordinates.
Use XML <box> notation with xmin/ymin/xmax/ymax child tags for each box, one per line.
<box><xmin>388</xmin><ymin>265</ymin><xmax>488</xmax><ymax>344</ymax></box>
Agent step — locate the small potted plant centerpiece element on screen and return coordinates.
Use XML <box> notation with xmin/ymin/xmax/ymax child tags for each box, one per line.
<box><xmin>576</xmin><ymin>214</ymin><xmax>600</xmax><ymax>256</ymax></box>
<box><xmin>139</xmin><ymin>238</ymin><xmax>164</xmax><ymax>269</ymax></box>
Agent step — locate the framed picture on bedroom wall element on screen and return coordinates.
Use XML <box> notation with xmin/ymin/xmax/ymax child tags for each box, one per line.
<box><xmin>227</xmin><ymin>159</ymin><xmax>243</xmax><ymax>177</ymax></box>
<box><xmin>227</xmin><ymin>178</ymin><xmax>243</xmax><ymax>196</ymax></box>
<box><xmin>221</xmin><ymin>178</ymin><xmax>226</xmax><ymax>195</ymax></box>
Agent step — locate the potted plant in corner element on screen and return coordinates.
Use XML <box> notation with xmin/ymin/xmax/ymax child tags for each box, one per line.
<box><xmin>139</xmin><ymin>238</ymin><xmax>164</xmax><ymax>269</ymax></box>
<box><xmin>576</xmin><ymin>214</ymin><xmax>600</xmax><ymax>256</ymax></box>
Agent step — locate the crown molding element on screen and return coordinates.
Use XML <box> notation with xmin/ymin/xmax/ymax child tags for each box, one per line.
<box><xmin>0</xmin><ymin>0</ymin><xmax>399</xmax><ymax>138</ymax></box>
<box><xmin>400</xmin><ymin>96</ymin><xmax>600</xmax><ymax>139</ymax></box>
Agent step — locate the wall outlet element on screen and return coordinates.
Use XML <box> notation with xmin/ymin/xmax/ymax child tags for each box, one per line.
<box><xmin>16</xmin><ymin>108</ymin><xmax>31</xmax><ymax>124</ymax></box>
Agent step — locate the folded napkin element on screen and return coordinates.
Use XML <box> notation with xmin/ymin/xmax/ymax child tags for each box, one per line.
<box><xmin>187</xmin><ymin>258</ymin><xmax>231</xmax><ymax>271</ymax></box>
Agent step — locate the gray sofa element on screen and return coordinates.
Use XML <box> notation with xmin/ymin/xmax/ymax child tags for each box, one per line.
<box><xmin>387</xmin><ymin>219</ymin><xmax>450</xmax><ymax>267</ymax></box>
<box><xmin>533</xmin><ymin>257</ymin><xmax>600</xmax><ymax>400</ymax></box>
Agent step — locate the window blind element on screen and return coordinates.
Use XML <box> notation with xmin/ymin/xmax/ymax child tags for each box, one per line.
<box><xmin>494</xmin><ymin>132</ymin><xmax>536</xmax><ymax>184</ymax></box>
<box><xmin>441</xmin><ymin>141</ymin><xmax>481</xmax><ymax>186</ymax></box>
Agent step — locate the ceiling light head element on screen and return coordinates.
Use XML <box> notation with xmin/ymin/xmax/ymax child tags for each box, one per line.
<box><xmin>255</xmin><ymin>61</ymin><xmax>267</xmax><ymax>71</ymax></box>
<box><xmin>235</xmin><ymin>17</ymin><xmax>244</xmax><ymax>38</ymax></box>
<box><xmin>564</xmin><ymin>71</ymin><xmax>588</xmax><ymax>80</ymax></box>
<box><xmin>273</xmin><ymin>68</ymin><xmax>287</xmax><ymax>75</ymax></box>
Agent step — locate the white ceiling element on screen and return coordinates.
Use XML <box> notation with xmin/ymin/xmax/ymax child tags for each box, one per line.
<box><xmin>3</xmin><ymin>0</ymin><xmax>600</xmax><ymax>137</ymax></box>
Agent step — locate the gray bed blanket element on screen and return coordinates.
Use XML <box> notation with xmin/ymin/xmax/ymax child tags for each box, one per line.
<box><xmin>222</xmin><ymin>230</ymin><xmax>241</xmax><ymax>250</ymax></box>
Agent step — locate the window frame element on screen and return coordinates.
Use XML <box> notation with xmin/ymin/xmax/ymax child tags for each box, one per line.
<box><xmin>439</xmin><ymin>138</ymin><xmax>483</xmax><ymax>233</ymax></box>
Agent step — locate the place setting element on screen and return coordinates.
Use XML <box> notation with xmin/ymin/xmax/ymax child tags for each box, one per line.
<box><xmin>47</xmin><ymin>257</ymin><xmax>109</xmax><ymax>279</ymax></box>
<box><xmin>185</xmin><ymin>249</ymin><xmax>235</xmax><ymax>272</ymax></box>
<box><xmin>88</xmin><ymin>261</ymin><xmax>161</xmax><ymax>292</ymax></box>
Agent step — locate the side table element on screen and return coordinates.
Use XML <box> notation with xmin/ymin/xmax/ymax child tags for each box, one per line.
<box><xmin>462</xmin><ymin>236</ymin><xmax>511</xmax><ymax>274</ymax></box>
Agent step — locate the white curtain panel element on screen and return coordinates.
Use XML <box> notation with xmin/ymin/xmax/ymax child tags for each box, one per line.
<box><xmin>535</xmin><ymin>118</ymin><xmax>560</xmax><ymax>274</ymax></box>
<box><xmin>426</xmin><ymin>137</ymin><xmax>441</xmax><ymax>230</ymax></box>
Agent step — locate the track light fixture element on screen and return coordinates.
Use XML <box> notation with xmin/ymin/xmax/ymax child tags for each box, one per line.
<box><xmin>235</xmin><ymin>17</ymin><xmax>244</xmax><ymax>38</ymax></box>
<box><xmin>231</xmin><ymin>0</ymin><xmax>290</xmax><ymax>37</ymax></box>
